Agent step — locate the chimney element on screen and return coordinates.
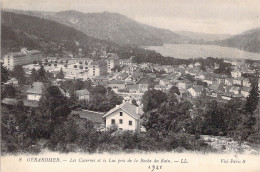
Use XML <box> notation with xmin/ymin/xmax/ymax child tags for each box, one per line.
<box><xmin>136</xmin><ymin>107</ymin><xmax>139</xmax><ymax>114</ymax></box>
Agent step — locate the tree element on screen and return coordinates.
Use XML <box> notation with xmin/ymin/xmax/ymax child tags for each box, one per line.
<box><xmin>185</xmin><ymin>74</ymin><xmax>195</xmax><ymax>83</ymax></box>
<box><xmin>11</xmin><ymin>65</ymin><xmax>26</xmax><ymax>85</ymax></box>
<box><xmin>131</xmin><ymin>99</ymin><xmax>138</xmax><ymax>106</ymax></box>
<box><xmin>1</xmin><ymin>63</ymin><xmax>9</xmax><ymax>83</ymax></box>
<box><xmin>2</xmin><ymin>84</ymin><xmax>17</xmax><ymax>98</ymax></box>
<box><xmin>85</xmin><ymin>79</ymin><xmax>93</xmax><ymax>91</ymax></box>
<box><xmin>141</xmin><ymin>90</ymin><xmax>167</xmax><ymax>112</ymax></box>
<box><xmin>74</xmin><ymin>65</ymin><xmax>77</xmax><ymax>68</ymax></box>
<box><xmin>30</xmin><ymin>68</ymin><xmax>38</xmax><ymax>82</ymax></box>
<box><xmin>245</xmin><ymin>76</ymin><xmax>259</xmax><ymax>115</ymax></box>
<box><xmin>91</xmin><ymin>85</ymin><xmax>107</xmax><ymax>95</ymax></box>
<box><xmin>74</xmin><ymin>79</ymin><xmax>85</xmax><ymax>90</ymax></box>
<box><xmin>39</xmin><ymin>85</ymin><xmax>71</xmax><ymax>131</ymax></box>
<box><xmin>56</xmin><ymin>68</ymin><xmax>65</xmax><ymax>79</ymax></box>
<box><xmin>37</xmin><ymin>65</ymin><xmax>47</xmax><ymax>82</ymax></box>
<box><xmin>201</xmin><ymin>100</ymin><xmax>225</xmax><ymax>135</ymax></box>
<box><xmin>169</xmin><ymin>86</ymin><xmax>180</xmax><ymax>96</ymax></box>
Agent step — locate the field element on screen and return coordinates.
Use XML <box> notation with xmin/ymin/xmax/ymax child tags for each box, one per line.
<box><xmin>145</xmin><ymin>44</ymin><xmax>260</xmax><ymax>60</ymax></box>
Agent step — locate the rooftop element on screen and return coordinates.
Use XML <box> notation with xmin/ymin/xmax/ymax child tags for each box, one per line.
<box><xmin>103</xmin><ymin>101</ymin><xmax>143</xmax><ymax>119</ymax></box>
<box><xmin>76</xmin><ymin>89</ymin><xmax>90</xmax><ymax>96</ymax></box>
<box><xmin>71</xmin><ymin>110</ymin><xmax>104</xmax><ymax>123</ymax></box>
<box><xmin>90</xmin><ymin>60</ymin><xmax>107</xmax><ymax>67</ymax></box>
<box><xmin>26</xmin><ymin>82</ymin><xmax>44</xmax><ymax>94</ymax></box>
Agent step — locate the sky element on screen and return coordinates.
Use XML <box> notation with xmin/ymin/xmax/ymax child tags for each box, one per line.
<box><xmin>2</xmin><ymin>0</ymin><xmax>260</xmax><ymax>35</ymax></box>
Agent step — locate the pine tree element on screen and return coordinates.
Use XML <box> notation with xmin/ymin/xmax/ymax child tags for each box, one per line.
<box><xmin>11</xmin><ymin>65</ymin><xmax>26</xmax><ymax>85</ymax></box>
<box><xmin>31</xmin><ymin>68</ymin><xmax>38</xmax><ymax>82</ymax></box>
<box><xmin>56</xmin><ymin>68</ymin><xmax>65</xmax><ymax>79</ymax></box>
<box><xmin>1</xmin><ymin>63</ymin><xmax>9</xmax><ymax>83</ymax></box>
<box><xmin>38</xmin><ymin>65</ymin><xmax>46</xmax><ymax>82</ymax></box>
<box><xmin>245</xmin><ymin>75</ymin><xmax>259</xmax><ymax>115</ymax></box>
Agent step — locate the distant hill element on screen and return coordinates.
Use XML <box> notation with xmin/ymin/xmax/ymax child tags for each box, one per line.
<box><xmin>213</xmin><ymin>28</ymin><xmax>260</xmax><ymax>53</ymax></box>
<box><xmin>5</xmin><ymin>9</ymin><xmax>191</xmax><ymax>46</ymax></box>
<box><xmin>175</xmin><ymin>31</ymin><xmax>232</xmax><ymax>42</ymax></box>
<box><xmin>1</xmin><ymin>11</ymin><xmax>118</xmax><ymax>55</ymax></box>
<box><xmin>3</xmin><ymin>9</ymin><xmax>259</xmax><ymax>54</ymax></box>
<box><xmin>1</xmin><ymin>11</ymin><xmax>194</xmax><ymax>66</ymax></box>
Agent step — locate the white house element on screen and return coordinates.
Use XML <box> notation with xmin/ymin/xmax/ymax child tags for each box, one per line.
<box><xmin>231</xmin><ymin>70</ymin><xmax>242</xmax><ymax>78</ymax></box>
<box><xmin>26</xmin><ymin>82</ymin><xmax>44</xmax><ymax>101</ymax></box>
<box><xmin>188</xmin><ymin>86</ymin><xmax>204</xmax><ymax>97</ymax></box>
<box><xmin>225</xmin><ymin>78</ymin><xmax>233</xmax><ymax>86</ymax></box>
<box><xmin>76</xmin><ymin>89</ymin><xmax>90</xmax><ymax>101</ymax></box>
<box><xmin>103</xmin><ymin>101</ymin><xmax>143</xmax><ymax>132</ymax></box>
<box><xmin>229</xmin><ymin>86</ymin><xmax>241</xmax><ymax>95</ymax></box>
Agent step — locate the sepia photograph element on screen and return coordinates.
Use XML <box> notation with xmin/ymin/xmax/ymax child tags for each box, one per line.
<box><xmin>1</xmin><ymin>0</ymin><xmax>260</xmax><ymax>171</ymax></box>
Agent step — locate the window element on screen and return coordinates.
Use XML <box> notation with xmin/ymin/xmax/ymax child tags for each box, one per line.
<box><xmin>119</xmin><ymin>119</ymin><xmax>123</xmax><ymax>124</ymax></box>
<box><xmin>111</xmin><ymin>119</ymin><xmax>115</xmax><ymax>124</ymax></box>
<box><xmin>120</xmin><ymin>112</ymin><xmax>123</xmax><ymax>116</ymax></box>
<box><xmin>129</xmin><ymin>120</ymin><xmax>132</xmax><ymax>125</ymax></box>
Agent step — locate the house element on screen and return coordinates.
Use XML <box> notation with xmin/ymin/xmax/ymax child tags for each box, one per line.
<box><xmin>177</xmin><ymin>80</ymin><xmax>192</xmax><ymax>89</ymax></box>
<box><xmin>216</xmin><ymin>77</ymin><xmax>225</xmax><ymax>84</ymax></box>
<box><xmin>225</xmin><ymin>78</ymin><xmax>233</xmax><ymax>86</ymax></box>
<box><xmin>195</xmin><ymin>74</ymin><xmax>205</xmax><ymax>80</ymax></box>
<box><xmin>241</xmin><ymin>87</ymin><xmax>250</xmax><ymax>97</ymax></box>
<box><xmin>26</xmin><ymin>82</ymin><xmax>44</xmax><ymax>101</ymax></box>
<box><xmin>229</xmin><ymin>86</ymin><xmax>241</xmax><ymax>95</ymax></box>
<box><xmin>222</xmin><ymin>92</ymin><xmax>234</xmax><ymax>100</ymax></box>
<box><xmin>105</xmin><ymin>54</ymin><xmax>119</xmax><ymax>73</ymax></box>
<box><xmin>165</xmin><ymin>67</ymin><xmax>174</xmax><ymax>74</ymax></box>
<box><xmin>243</xmin><ymin>78</ymin><xmax>251</xmax><ymax>87</ymax></box>
<box><xmin>5</xmin><ymin>78</ymin><xmax>18</xmax><ymax>86</ymax></box>
<box><xmin>233</xmin><ymin>77</ymin><xmax>243</xmax><ymax>86</ymax></box>
<box><xmin>75</xmin><ymin>89</ymin><xmax>90</xmax><ymax>101</ymax></box>
<box><xmin>127</xmin><ymin>84</ymin><xmax>140</xmax><ymax>93</ymax></box>
<box><xmin>88</xmin><ymin>60</ymin><xmax>107</xmax><ymax>77</ymax></box>
<box><xmin>188</xmin><ymin>85</ymin><xmax>204</xmax><ymax>97</ymax></box>
<box><xmin>154</xmin><ymin>84</ymin><xmax>169</xmax><ymax>91</ymax></box>
<box><xmin>231</xmin><ymin>70</ymin><xmax>242</xmax><ymax>78</ymax></box>
<box><xmin>138</xmin><ymin>84</ymin><xmax>149</xmax><ymax>93</ymax></box>
<box><xmin>117</xmin><ymin>72</ymin><xmax>128</xmax><ymax>80</ymax></box>
<box><xmin>103</xmin><ymin>101</ymin><xmax>143</xmax><ymax>132</ymax></box>
<box><xmin>58</xmin><ymin>87</ymin><xmax>70</xmax><ymax>98</ymax></box>
<box><xmin>209</xmin><ymin>83</ymin><xmax>225</xmax><ymax>92</ymax></box>
<box><xmin>203</xmin><ymin>77</ymin><xmax>214</xmax><ymax>85</ymax></box>
<box><xmin>108</xmin><ymin>80</ymin><xmax>126</xmax><ymax>90</ymax></box>
<box><xmin>195</xmin><ymin>62</ymin><xmax>201</xmax><ymax>67</ymax></box>
<box><xmin>3</xmin><ymin>48</ymin><xmax>42</xmax><ymax>70</ymax></box>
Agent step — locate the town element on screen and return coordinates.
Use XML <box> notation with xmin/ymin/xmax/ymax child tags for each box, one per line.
<box><xmin>1</xmin><ymin>44</ymin><xmax>260</xmax><ymax>154</ymax></box>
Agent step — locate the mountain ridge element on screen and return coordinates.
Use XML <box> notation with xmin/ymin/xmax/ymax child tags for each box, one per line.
<box><xmin>3</xmin><ymin>9</ymin><xmax>260</xmax><ymax>54</ymax></box>
<box><xmin>214</xmin><ymin>28</ymin><xmax>260</xmax><ymax>53</ymax></box>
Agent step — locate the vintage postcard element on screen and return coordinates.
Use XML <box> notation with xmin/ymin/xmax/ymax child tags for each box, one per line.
<box><xmin>1</xmin><ymin>0</ymin><xmax>260</xmax><ymax>171</ymax></box>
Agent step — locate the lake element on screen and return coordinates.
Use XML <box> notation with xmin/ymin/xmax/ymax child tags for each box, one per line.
<box><xmin>145</xmin><ymin>44</ymin><xmax>260</xmax><ymax>60</ymax></box>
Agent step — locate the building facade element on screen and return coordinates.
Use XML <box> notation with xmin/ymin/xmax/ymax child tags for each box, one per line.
<box><xmin>88</xmin><ymin>60</ymin><xmax>107</xmax><ymax>77</ymax></box>
<box><xmin>3</xmin><ymin>48</ymin><xmax>42</xmax><ymax>70</ymax></box>
<box><xmin>103</xmin><ymin>101</ymin><xmax>143</xmax><ymax>132</ymax></box>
